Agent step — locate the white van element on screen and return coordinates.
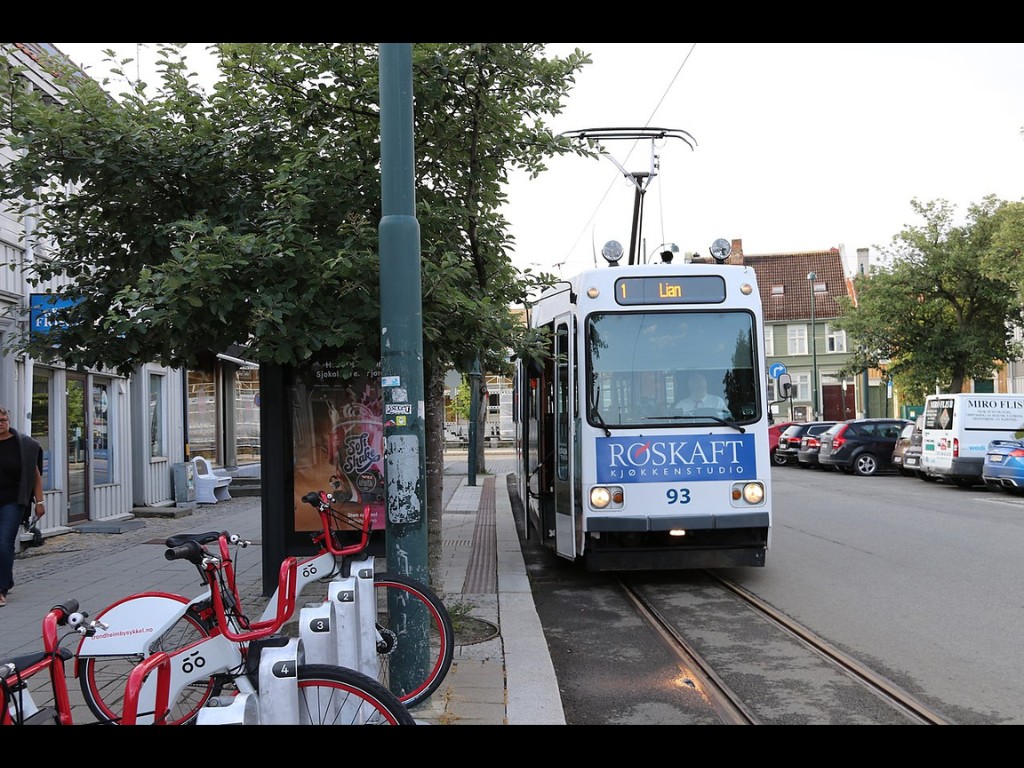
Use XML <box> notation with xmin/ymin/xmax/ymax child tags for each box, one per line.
<box><xmin>921</xmin><ymin>393</ymin><xmax>1024</xmax><ymax>486</ymax></box>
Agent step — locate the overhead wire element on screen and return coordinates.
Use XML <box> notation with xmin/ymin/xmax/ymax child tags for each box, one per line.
<box><xmin>557</xmin><ymin>44</ymin><xmax>699</xmax><ymax>268</ymax></box>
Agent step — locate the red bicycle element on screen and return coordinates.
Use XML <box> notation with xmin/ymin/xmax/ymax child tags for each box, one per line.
<box><xmin>113</xmin><ymin>532</ymin><xmax>415</xmax><ymax>725</ymax></box>
<box><xmin>77</xmin><ymin>493</ymin><xmax>450</xmax><ymax>724</ymax></box>
<box><xmin>2</xmin><ymin>599</ymin><xmax>107</xmax><ymax>725</ymax></box>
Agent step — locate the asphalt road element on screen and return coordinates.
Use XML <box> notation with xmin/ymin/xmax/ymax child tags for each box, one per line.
<box><xmin>519</xmin><ymin>465</ymin><xmax>1024</xmax><ymax>725</ymax></box>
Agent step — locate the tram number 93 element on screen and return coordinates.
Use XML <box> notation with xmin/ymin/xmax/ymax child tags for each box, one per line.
<box><xmin>666</xmin><ymin>488</ymin><xmax>691</xmax><ymax>505</ymax></box>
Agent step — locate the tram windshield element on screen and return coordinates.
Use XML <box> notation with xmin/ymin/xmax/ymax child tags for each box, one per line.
<box><xmin>586</xmin><ymin>310</ymin><xmax>761</xmax><ymax>428</ymax></box>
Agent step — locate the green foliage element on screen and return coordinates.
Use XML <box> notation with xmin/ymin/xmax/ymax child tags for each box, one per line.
<box><xmin>833</xmin><ymin>196</ymin><xmax>1024</xmax><ymax>399</ymax></box>
<box><xmin>450</xmin><ymin>374</ymin><xmax>472</xmax><ymax>421</ymax></box>
<box><xmin>0</xmin><ymin>43</ymin><xmax>592</xmax><ymax>376</ymax></box>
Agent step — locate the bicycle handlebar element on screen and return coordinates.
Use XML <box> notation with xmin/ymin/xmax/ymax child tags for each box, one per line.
<box><xmin>50</xmin><ymin>598</ymin><xmax>79</xmax><ymax>618</ymax></box>
<box><xmin>164</xmin><ymin>539</ymin><xmax>205</xmax><ymax>565</ymax></box>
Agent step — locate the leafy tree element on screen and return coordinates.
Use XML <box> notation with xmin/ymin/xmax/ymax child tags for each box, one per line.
<box><xmin>981</xmin><ymin>200</ymin><xmax>1024</xmax><ymax>303</ymax></box>
<box><xmin>833</xmin><ymin>197</ymin><xmax>1024</xmax><ymax>402</ymax></box>
<box><xmin>451</xmin><ymin>374</ymin><xmax>473</xmax><ymax>422</ymax></box>
<box><xmin>1</xmin><ymin>42</ymin><xmax>592</xmax><ymax>585</ymax></box>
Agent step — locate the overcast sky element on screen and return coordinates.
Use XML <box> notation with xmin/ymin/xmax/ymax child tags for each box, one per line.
<box><xmin>54</xmin><ymin>43</ymin><xmax>1024</xmax><ymax>277</ymax></box>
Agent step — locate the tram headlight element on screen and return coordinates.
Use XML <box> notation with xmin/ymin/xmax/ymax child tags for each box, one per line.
<box><xmin>590</xmin><ymin>485</ymin><xmax>624</xmax><ymax>510</ymax></box>
<box><xmin>731</xmin><ymin>481</ymin><xmax>765</xmax><ymax>505</ymax></box>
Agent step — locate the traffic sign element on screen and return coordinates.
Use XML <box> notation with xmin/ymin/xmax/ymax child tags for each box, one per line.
<box><xmin>768</xmin><ymin>362</ymin><xmax>787</xmax><ymax>379</ymax></box>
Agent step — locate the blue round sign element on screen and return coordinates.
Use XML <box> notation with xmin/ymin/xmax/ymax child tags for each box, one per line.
<box><xmin>768</xmin><ymin>362</ymin><xmax>787</xmax><ymax>379</ymax></box>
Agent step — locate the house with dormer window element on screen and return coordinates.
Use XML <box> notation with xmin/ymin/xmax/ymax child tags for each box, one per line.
<box><xmin>722</xmin><ymin>239</ymin><xmax>890</xmax><ymax>422</ymax></box>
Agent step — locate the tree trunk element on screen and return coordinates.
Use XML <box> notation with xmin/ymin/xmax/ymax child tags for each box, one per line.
<box><xmin>424</xmin><ymin>364</ymin><xmax>446</xmax><ymax>593</ymax></box>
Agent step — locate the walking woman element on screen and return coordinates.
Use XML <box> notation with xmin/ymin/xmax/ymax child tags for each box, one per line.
<box><xmin>0</xmin><ymin>406</ymin><xmax>44</xmax><ymax>607</ymax></box>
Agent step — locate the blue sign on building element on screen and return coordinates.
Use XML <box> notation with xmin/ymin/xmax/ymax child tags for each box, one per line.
<box><xmin>768</xmin><ymin>362</ymin><xmax>787</xmax><ymax>379</ymax></box>
<box><xmin>29</xmin><ymin>293</ymin><xmax>78</xmax><ymax>336</ymax></box>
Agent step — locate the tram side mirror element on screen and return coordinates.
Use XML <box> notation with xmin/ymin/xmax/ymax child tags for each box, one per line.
<box><xmin>777</xmin><ymin>373</ymin><xmax>793</xmax><ymax>400</ymax></box>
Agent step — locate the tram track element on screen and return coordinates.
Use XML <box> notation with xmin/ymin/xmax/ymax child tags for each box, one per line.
<box><xmin>619</xmin><ymin>579</ymin><xmax>759</xmax><ymax>725</ymax></box>
<box><xmin>618</xmin><ymin>572</ymin><xmax>952</xmax><ymax>725</ymax></box>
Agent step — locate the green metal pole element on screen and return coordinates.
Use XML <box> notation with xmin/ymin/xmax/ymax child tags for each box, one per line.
<box><xmin>379</xmin><ymin>43</ymin><xmax>429</xmax><ymax>695</ymax></box>
<box><xmin>467</xmin><ymin>357</ymin><xmax>480</xmax><ymax>486</ymax></box>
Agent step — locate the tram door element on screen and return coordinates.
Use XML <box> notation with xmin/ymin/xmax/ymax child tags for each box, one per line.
<box><xmin>66</xmin><ymin>373</ymin><xmax>88</xmax><ymax>523</ymax></box>
<box><xmin>553</xmin><ymin>317</ymin><xmax>576</xmax><ymax>559</ymax></box>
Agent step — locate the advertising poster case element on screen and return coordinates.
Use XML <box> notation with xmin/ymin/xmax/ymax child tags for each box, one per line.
<box><xmin>291</xmin><ymin>363</ymin><xmax>385</xmax><ymax>539</ymax></box>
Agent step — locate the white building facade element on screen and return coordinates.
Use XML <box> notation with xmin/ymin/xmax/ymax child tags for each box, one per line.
<box><xmin>2</xmin><ymin>43</ymin><xmax>190</xmax><ymax>546</ymax></box>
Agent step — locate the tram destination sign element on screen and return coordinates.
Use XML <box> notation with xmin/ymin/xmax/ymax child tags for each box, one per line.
<box><xmin>614</xmin><ymin>275</ymin><xmax>726</xmax><ymax>306</ymax></box>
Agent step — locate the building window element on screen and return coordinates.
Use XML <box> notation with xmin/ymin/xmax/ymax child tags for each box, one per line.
<box><xmin>235</xmin><ymin>366</ymin><xmax>260</xmax><ymax>463</ymax></box>
<box><xmin>787</xmin><ymin>324</ymin><xmax>808</xmax><ymax>355</ymax></box>
<box><xmin>765</xmin><ymin>326</ymin><xmax>774</xmax><ymax>357</ymax></box>
<box><xmin>188</xmin><ymin>368</ymin><xmax>216</xmax><ymax>458</ymax></box>
<box><xmin>794</xmin><ymin>372</ymin><xmax>811</xmax><ymax>402</ymax></box>
<box><xmin>149</xmin><ymin>373</ymin><xmax>165</xmax><ymax>459</ymax></box>
<box><xmin>93</xmin><ymin>379</ymin><xmax>113</xmax><ymax>484</ymax></box>
<box><xmin>31</xmin><ymin>369</ymin><xmax>53</xmax><ymax>491</ymax></box>
<box><xmin>770</xmin><ymin>285</ymin><xmax>784</xmax><ymax>296</ymax></box>
<box><xmin>813</xmin><ymin>281</ymin><xmax>827</xmax><ymax>293</ymax></box>
<box><xmin>826</xmin><ymin>326</ymin><xmax>847</xmax><ymax>353</ymax></box>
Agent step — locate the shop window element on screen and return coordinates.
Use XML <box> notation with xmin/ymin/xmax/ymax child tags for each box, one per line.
<box><xmin>31</xmin><ymin>370</ymin><xmax>53</xmax><ymax>491</ymax></box>
<box><xmin>149</xmin><ymin>374</ymin><xmax>165</xmax><ymax>458</ymax></box>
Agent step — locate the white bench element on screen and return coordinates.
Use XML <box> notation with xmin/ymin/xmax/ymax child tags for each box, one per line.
<box><xmin>192</xmin><ymin>456</ymin><xmax>232</xmax><ymax>504</ymax></box>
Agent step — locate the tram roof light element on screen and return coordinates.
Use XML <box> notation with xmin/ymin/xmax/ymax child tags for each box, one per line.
<box><xmin>601</xmin><ymin>240</ymin><xmax>624</xmax><ymax>266</ymax></box>
<box><xmin>709</xmin><ymin>238</ymin><xmax>731</xmax><ymax>262</ymax></box>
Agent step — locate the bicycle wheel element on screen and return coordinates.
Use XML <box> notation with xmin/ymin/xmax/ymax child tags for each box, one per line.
<box><xmin>78</xmin><ymin>607</ymin><xmax>216</xmax><ymax>725</ymax></box>
<box><xmin>373</xmin><ymin>573</ymin><xmax>454</xmax><ymax>708</ymax></box>
<box><xmin>297</xmin><ymin>664</ymin><xmax>416</xmax><ymax>725</ymax></box>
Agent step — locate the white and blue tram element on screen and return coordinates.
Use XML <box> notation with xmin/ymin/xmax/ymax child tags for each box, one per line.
<box><xmin>515</xmin><ymin>239</ymin><xmax>772</xmax><ymax>571</ymax></box>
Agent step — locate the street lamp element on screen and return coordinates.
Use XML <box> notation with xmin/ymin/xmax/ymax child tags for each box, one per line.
<box><xmin>807</xmin><ymin>271</ymin><xmax>819</xmax><ymax>420</ymax></box>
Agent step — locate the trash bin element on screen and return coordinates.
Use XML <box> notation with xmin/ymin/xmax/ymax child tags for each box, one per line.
<box><xmin>173</xmin><ymin>461</ymin><xmax>195</xmax><ymax>504</ymax></box>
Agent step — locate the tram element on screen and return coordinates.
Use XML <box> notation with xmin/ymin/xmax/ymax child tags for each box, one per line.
<box><xmin>514</xmin><ymin>237</ymin><xmax>772</xmax><ymax>571</ymax></box>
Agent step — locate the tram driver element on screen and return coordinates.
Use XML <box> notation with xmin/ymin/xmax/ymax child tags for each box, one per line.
<box><xmin>673</xmin><ymin>373</ymin><xmax>727</xmax><ymax>415</ymax></box>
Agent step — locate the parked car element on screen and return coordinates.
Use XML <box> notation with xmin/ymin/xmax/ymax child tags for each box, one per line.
<box><xmin>796</xmin><ymin>422</ymin><xmax>841</xmax><ymax>469</ymax></box>
<box><xmin>775</xmin><ymin>421</ymin><xmax>835</xmax><ymax>466</ymax></box>
<box><xmin>817</xmin><ymin>418</ymin><xmax>913</xmax><ymax>476</ymax></box>
<box><xmin>982</xmin><ymin>438</ymin><xmax>1024</xmax><ymax>494</ymax></box>
<box><xmin>775</xmin><ymin>423</ymin><xmax>806</xmax><ymax>466</ymax></box>
<box><xmin>769</xmin><ymin>420</ymin><xmax>799</xmax><ymax>465</ymax></box>
<box><xmin>890</xmin><ymin>415</ymin><xmax>926</xmax><ymax>478</ymax></box>
<box><xmin>904</xmin><ymin>430</ymin><xmax>928</xmax><ymax>480</ymax></box>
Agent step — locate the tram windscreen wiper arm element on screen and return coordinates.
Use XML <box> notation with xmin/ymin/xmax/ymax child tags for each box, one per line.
<box><xmin>589</xmin><ymin>385</ymin><xmax>611</xmax><ymax>437</ymax></box>
<box><xmin>647</xmin><ymin>414</ymin><xmax>745</xmax><ymax>433</ymax></box>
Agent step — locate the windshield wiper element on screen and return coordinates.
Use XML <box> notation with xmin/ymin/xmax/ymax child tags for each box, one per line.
<box><xmin>646</xmin><ymin>414</ymin><xmax>746</xmax><ymax>433</ymax></box>
<box><xmin>590</xmin><ymin>383</ymin><xmax>611</xmax><ymax>436</ymax></box>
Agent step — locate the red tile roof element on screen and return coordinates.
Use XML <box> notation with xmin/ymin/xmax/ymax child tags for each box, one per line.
<box><xmin>728</xmin><ymin>240</ymin><xmax>850</xmax><ymax>323</ymax></box>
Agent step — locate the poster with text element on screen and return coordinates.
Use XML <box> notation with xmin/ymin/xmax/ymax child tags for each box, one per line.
<box><xmin>292</xmin><ymin>363</ymin><xmax>384</xmax><ymax>537</ymax></box>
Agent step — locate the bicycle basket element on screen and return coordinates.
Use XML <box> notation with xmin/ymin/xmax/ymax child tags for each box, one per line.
<box><xmin>324</xmin><ymin>500</ymin><xmax>373</xmax><ymax>556</ymax></box>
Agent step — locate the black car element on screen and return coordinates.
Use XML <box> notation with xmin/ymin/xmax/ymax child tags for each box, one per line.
<box><xmin>775</xmin><ymin>421</ymin><xmax>836</xmax><ymax>466</ymax></box>
<box><xmin>818</xmin><ymin>418</ymin><xmax>913</xmax><ymax>476</ymax></box>
<box><xmin>796</xmin><ymin>422</ymin><xmax>841</xmax><ymax>469</ymax></box>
